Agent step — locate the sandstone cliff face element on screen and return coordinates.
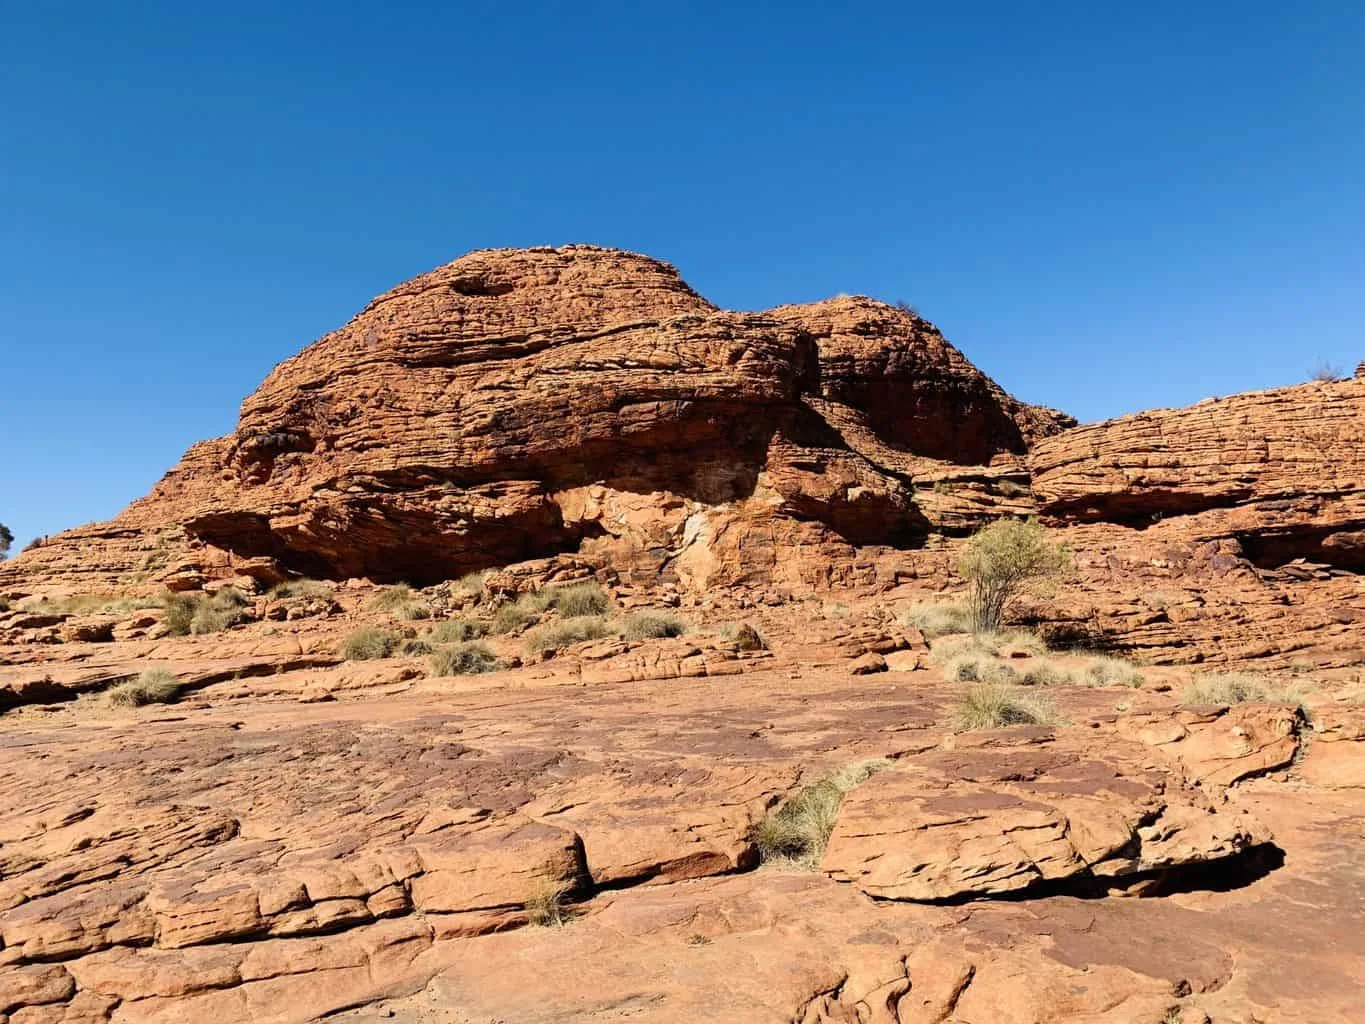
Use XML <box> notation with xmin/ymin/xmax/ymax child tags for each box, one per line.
<box><xmin>4</xmin><ymin>246</ymin><xmax>1067</xmax><ymax>591</ymax></box>
<box><xmin>1031</xmin><ymin>377</ymin><xmax>1365</xmax><ymax>569</ymax></box>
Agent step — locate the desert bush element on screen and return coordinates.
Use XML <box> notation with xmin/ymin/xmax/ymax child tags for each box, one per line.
<box><xmin>901</xmin><ymin>601</ymin><xmax>971</xmax><ymax>638</ymax></box>
<box><xmin>720</xmin><ymin>622</ymin><xmax>767</xmax><ymax>651</ymax></box>
<box><xmin>0</xmin><ymin>522</ymin><xmax>11</xmax><ymax>559</ymax></box>
<box><xmin>161</xmin><ymin>590</ymin><xmax>249</xmax><ymax>636</ymax></box>
<box><xmin>754</xmin><ymin>759</ymin><xmax>890</xmax><ymax>867</ymax></box>
<box><xmin>526</xmin><ymin>615</ymin><xmax>611</xmax><ymax>654</ymax></box>
<box><xmin>268</xmin><ymin>578</ymin><xmax>333</xmax><ymax>599</ymax></box>
<box><xmin>340</xmin><ymin>627</ymin><xmax>400</xmax><ymax>661</ymax></box>
<box><xmin>398</xmin><ymin>638</ymin><xmax>433</xmax><ymax>657</ymax></box>
<box><xmin>530</xmin><ymin>582</ymin><xmax>610</xmax><ymax>617</ymax></box>
<box><xmin>1020</xmin><ymin>661</ymin><xmax>1074</xmax><ymax>687</ymax></box>
<box><xmin>1082</xmin><ymin>656</ymin><xmax>1145</xmax><ymax>688</ymax></box>
<box><xmin>489</xmin><ymin>599</ymin><xmax>537</xmax><ymax>635</ymax></box>
<box><xmin>954</xmin><ymin>683</ymin><xmax>1064</xmax><ymax>730</ymax></box>
<box><xmin>453</xmin><ymin>572</ymin><xmax>487</xmax><ymax>600</ymax></box>
<box><xmin>957</xmin><ymin>519</ymin><xmax>1068</xmax><ymax>633</ymax></box>
<box><xmin>428</xmin><ymin>618</ymin><xmax>488</xmax><ymax>643</ymax></box>
<box><xmin>368</xmin><ymin>583</ymin><xmax>431</xmax><ymax>621</ymax></box>
<box><xmin>1310</xmin><ymin>361</ymin><xmax>1344</xmax><ymax>382</ymax></box>
<box><xmin>107</xmin><ymin>668</ymin><xmax>180</xmax><ymax>707</ymax></box>
<box><xmin>619</xmin><ymin>611</ymin><xmax>687</xmax><ymax>640</ymax></box>
<box><xmin>429</xmin><ymin>642</ymin><xmax>499</xmax><ymax>677</ymax></box>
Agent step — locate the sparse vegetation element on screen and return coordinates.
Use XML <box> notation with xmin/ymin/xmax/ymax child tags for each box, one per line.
<box><xmin>944</xmin><ymin>652</ymin><xmax>1019</xmax><ymax>685</ymax></box>
<box><xmin>340</xmin><ymin>627</ymin><xmax>400</xmax><ymax>661</ymax></box>
<box><xmin>162</xmin><ymin>589</ymin><xmax>250</xmax><ymax>636</ymax></box>
<box><xmin>754</xmin><ymin>759</ymin><xmax>890</xmax><ymax>868</ymax></box>
<box><xmin>524</xmin><ymin>879</ymin><xmax>573</xmax><ymax>927</ymax></box>
<box><xmin>453</xmin><ymin>571</ymin><xmax>487</xmax><ymax>600</ymax></box>
<box><xmin>525</xmin><ymin>615</ymin><xmax>611</xmax><ymax>654</ymax></box>
<box><xmin>954</xmin><ymin>683</ymin><xmax>1064</xmax><ymax>730</ymax></box>
<box><xmin>267</xmin><ymin>578</ymin><xmax>333</xmax><ymax>600</ymax></box>
<box><xmin>1310</xmin><ymin>361</ymin><xmax>1344</xmax><ymax>382</ymax></box>
<box><xmin>930</xmin><ymin>631</ymin><xmax>1045</xmax><ymax>663</ymax></box>
<box><xmin>428</xmin><ymin>642</ymin><xmax>499</xmax><ymax>676</ymax></box>
<box><xmin>1081</xmin><ymin>655</ymin><xmax>1145</xmax><ymax>688</ymax></box>
<box><xmin>956</xmin><ymin>518</ymin><xmax>1068</xmax><ymax>633</ymax></box>
<box><xmin>901</xmin><ymin>601</ymin><xmax>972</xmax><ymax>637</ymax></box>
<box><xmin>19</xmin><ymin>593</ymin><xmax>162</xmax><ymax>616</ymax></box>
<box><xmin>528</xmin><ymin>582</ymin><xmax>611</xmax><ymax>617</ymax></box>
<box><xmin>428</xmin><ymin>618</ymin><xmax>488</xmax><ymax>643</ymax></box>
<box><xmin>489</xmin><ymin>600</ymin><xmax>536</xmax><ymax>635</ymax></box>
<box><xmin>368</xmin><ymin>583</ymin><xmax>431</xmax><ymax>621</ymax></box>
<box><xmin>1184</xmin><ymin>672</ymin><xmax>1305</xmax><ymax>708</ymax></box>
<box><xmin>619</xmin><ymin>611</ymin><xmax>687</xmax><ymax>640</ymax></box>
<box><xmin>106</xmin><ymin>668</ymin><xmax>181</xmax><ymax>707</ymax></box>
<box><xmin>398</xmin><ymin>638</ymin><xmax>433</xmax><ymax>657</ymax></box>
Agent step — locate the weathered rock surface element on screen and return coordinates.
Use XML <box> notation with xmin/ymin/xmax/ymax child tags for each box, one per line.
<box><xmin>0</xmin><ymin>246</ymin><xmax>1069</xmax><ymax>597</ymax></box>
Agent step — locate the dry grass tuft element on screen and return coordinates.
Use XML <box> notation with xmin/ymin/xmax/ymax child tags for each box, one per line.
<box><xmin>526</xmin><ymin>615</ymin><xmax>611</xmax><ymax>654</ymax></box>
<box><xmin>954</xmin><ymin>683</ymin><xmax>1065</xmax><ymax>730</ymax></box>
<box><xmin>1184</xmin><ymin>672</ymin><xmax>1306</xmax><ymax>708</ymax></box>
<box><xmin>754</xmin><ymin>759</ymin><xmax>890</xmax><ymax>868</ymax></box>
<box><xmin>107</xmin><ymin>669</ymin><xmax>181</xmax><ymax>707</ymax></box>
<box><xmin>524</xmin><ymin>879</ymin><xmax>574</xmax><ymax>927</ymax></box>
<box><xmin>428</xmin><ymin>642</ymin><xmax>499</xmax><ymax>677</ymax></box>
<box><xmin>428</xmin><ymin>618</ymin><xmax>488</xmax><ymax>644</ymax></box>
<box><xmin>528</xmin><ymin>582</ymin><xmax>611</xmax><ymax>617</ymax></box>
<box><xmin>19</xmin><ymin>593</ymin><xmax>162</xmax><ymax>616</ymax></box>
<box><xmin>619</xmin><ymin>611</ymin><xmax>687</xmax><ymax>640</ymax></box>
<box><xmin>340</xmin><ymin>627</ymin><xmax>400</xmax><ymax>661</ymax></box>
<box><xmin>489</xmin><ymin>600</ymin><xmax>537</xmax><ymax>635</ymax></box>
<box><xmin>901</xmin><ymin>601</ymin><xmax>972</xmax><ymax>637</ymax></box>
<box><xmin>944</xmin><ymin>652</ymin><xmax>1019</xmax><ymax>685</ymax></box>
<box><xmin>267</xmin><ymin>579</ymin><xmax>333</xmax><ymax>600</ymax></box>
<box><xmin>368</xmin><ymin>584</ymin><xmax>431</xmax><ymax>621</ymax></box>
<box><xmin>1081</xmin><ymin>656</ymin><xmax>1145</xmax><ymax>688</ymax></box>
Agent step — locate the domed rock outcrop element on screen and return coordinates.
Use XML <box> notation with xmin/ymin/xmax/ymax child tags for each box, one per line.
<box><xmin>4</xmin><ymin>246</ymin><xmax>1069</xmax><ymax>591</ymax></box>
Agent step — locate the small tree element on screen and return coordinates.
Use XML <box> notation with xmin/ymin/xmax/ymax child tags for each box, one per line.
<box><xmin>957</xmin><ymin>518</ymin><xmax>1068</xmax><ymax>633</ymax></box>
<box><xmin>0</xmin><ymin>523</ymin><xmax>12</xmax><ymax>560</ymax></box>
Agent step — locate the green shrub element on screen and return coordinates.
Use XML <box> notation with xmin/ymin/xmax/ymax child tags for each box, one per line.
<box><xmin>526</xmin><ymin>615</ymin><xmax>611</xmax><ymax>654</ymax></box>
<box><xmin>619</xmin><ymin>611</ymin><xmax>687</xmax><ymax>640</ymax></box>
<box><xmin>340</xmin><ymin>627</ymin><xmax>399</xmax><ymax>660</ymax></box>
<box><xmin>428</xmin><ymin>618</ymin><xmax>488</xmax><ymax>643</ymax></box>
<box><xmin>954</xmin><ymin>683</ymin><xmax>1064</xmax><ymax>730</ymax></box>
<box><xmin>368</xmin><ymin>583</ymin><xmax>431</xmax><ymax>621</ymax></box>
<box><xmin>901</xmin><ymin>601</ymin><xmax>972</xmax><ymax>637</ymax></box>
<box><xmin>529</xmin><ymin>582</ymin><xmax>610</xmax><ymax>617</ymax></box>
<box><xmin>107</xmin><ymin>669</ymin><xmax>181</xmax><ymax>707</ymax></box>
<box><xmin>754</xmin><ymin>759</ymin><xmax>889</xmax><ymax>867</ymax></box>
<box><xmin>429</xmin><ymin>642</ymin><xmax>499</xmax><ymax>677</ymax></box>
<box><xmin>956</xmin><ymin>519</ymin><xmax>1068</xmax><ymax>633</ymax></box>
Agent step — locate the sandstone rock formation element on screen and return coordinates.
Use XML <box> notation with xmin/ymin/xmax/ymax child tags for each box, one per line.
<box><xmin>0</xmin><ymin>246</ymin><xmax>1069</xmax><ymax>596</ymax></box>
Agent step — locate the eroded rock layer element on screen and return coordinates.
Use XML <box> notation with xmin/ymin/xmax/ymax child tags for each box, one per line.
<box><xmin>1</xmin><ymin>246</ymin><xmax>1070</xmax><ymax>594</ymax></box>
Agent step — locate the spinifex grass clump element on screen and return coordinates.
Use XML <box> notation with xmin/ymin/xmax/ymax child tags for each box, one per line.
<box><xmin>754</xmin><ymin>760</ymin><xmax>890</xmax><ymax>868</ymax></box>
<box><xmin>428</xmin><ymin>618</ymin><xmax>488</xmax><ymax>643</ymax></box>
<box><xmin>163</xmin><ymin>588</ymin><xmax>251</xmax><ymax>636</ymax></box>
<box><xmin>953</xmin><ymin>683</ymin><xmax>1064</xmax><ymax>730</ymax></box>
<box><xmin>900</xmin><ymin>602</ymin><xmax>972</xmax><ymax>638</ymax></box>
<box><xmin>525</xmin><ymin>616</ymin><xmax>611</xmax><ymax>654</ymax></box>
<box><xmin>528</xmin><ymin>582</ymin><xmax>611</xmax><ymax>617</ymax></box>
<box><xmin>106</xmin><ymin>669</ymin><xmax>181</xmax><ymax>707</ymax></box>
<box><xmin>340</xmin><ymin>627</ymin><xmax>400</xmax><ymax>661</ymax></box>
<box><xmin>428</xmin><ymin>642</ymin><xmax>499</xmax><ymax>677</ymax></box>
<box><xmin>618</xmin><ymin>611</ymin><xmax>687</xmax><ymax>640</ymax></box>
<box><xmin>368</xmin><ymin>583</ymin><xmax>431</xmax><ymax>621</ymax></box>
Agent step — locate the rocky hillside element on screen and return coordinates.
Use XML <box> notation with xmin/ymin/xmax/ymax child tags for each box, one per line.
<box><xmin>1</xmin><ymin>246</ymin><xmax>1071</xmax><ymax>595</ymax></box>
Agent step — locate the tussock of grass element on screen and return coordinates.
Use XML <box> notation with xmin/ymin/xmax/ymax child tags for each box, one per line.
<box><xmin>720</xmin><ymin>622</ymin><xmax>767</xmax><ymax>651</ymax></box>
<box><xmin>528</xmin><ymin>582</ymin><xmax>611</xmax><ymax>617</ymax></box>
<box><xmin>526</xmin><ymin>615</ymin><xmax>611</xmax><ymax>654</ymax></box>
<box><xmin>930</xmin><ymin>630</ymin><xmax>1045</xmax><ymax>664</ymax></box>
<box><xmin>619</xmin><ymin>611</ymin><xmax>687</xmax><ymax>640</ymax></box>
<box><xmin>489</xmin><ymin>601</ymin><xmax>536</xmax><ymax>635</ymax></box>
<box><xmin>1184</xmin><ymin>672</ymin><xmax>1306</xmax><ymax>708</ymax></box>
<box><xmin>754</xmin><ymin>759</ymin><xmax>890</xmax><ymax>868</ymax></box>
<box><xmin>453</xmin><ymin>572</ymin><xmax>487</xmax><ymax>600</ymax></box>
<box><xmin>428</xmin><ymin>618</ymin><xmax>488</xmax><ymax>643</ymax></box>
<box><xmin>429</xmin><ymin>642</ymin><xmax>499</xmax><ymax>677</ymax></box>
<box><xmin>163</xmin><ymin>589</ymin><xmax>250</xmax><ymax>636</ymax></box>
<box><xmin>107</xmin><ymin>669</ymin><xmax>180</xmax><ymax>707</ymax></box>
<box><xmin>340</xmin><ymin>627</ymin><xmax>400</xmax><ymax>661</ymax></box>
<box><xmin>398</xmin><ymin>638</ymin><xmax>433</xmax><ymax>657</ymax></box>
<box><xmin>525</xmin><ymin>879</ymin><xmax>573</xmax><ymax>927</ymax></box>
<box><xmin>954</xmin><ymin>683</ymin><xmax>1064</xmax><ymax>730</ymax></box>
<box><xmin>368</xmin><ymin>584</ymin><xmax>431</xmax><ymax>621</ymax></box>
<box><xmin>901</xmin><ymin>601</ymin><xmax>972</xmax><ymax>638</ymax></box>
<box><xmin>1020</xmin><ymin>661</ymin><xmax>1072</xmax><ymax>687</ymax></box>
<box><xmin>1081</xmin><ymin>656</ymin><xmax>1145</xmax><ymax>688</ymax></box>
<box><xmin>944</xmin><ymin>652</ymin><xmax>1018</xmax><ymax>685</ymax></box>
<box><xmin>20</xmin><ymin>593</ymin><xmax>163</xmax><ymax>616</ymax></box>
<box><xmin>267</xmin><ymin>579</ymin><xmax>333</xmax><ymax>600</ymax></box>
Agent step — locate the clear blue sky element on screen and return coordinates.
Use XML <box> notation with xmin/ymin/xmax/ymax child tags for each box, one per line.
<box><xmin>3</xmin><ymin>2</ymin><xmax>1362</xmax><ymax>552</ymax></box>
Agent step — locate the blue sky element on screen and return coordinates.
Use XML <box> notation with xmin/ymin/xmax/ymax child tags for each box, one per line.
<box><xmin>2</xmin><ymin>2</ymin><xmax>1362</xmax><ymax>551</ymax></box>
